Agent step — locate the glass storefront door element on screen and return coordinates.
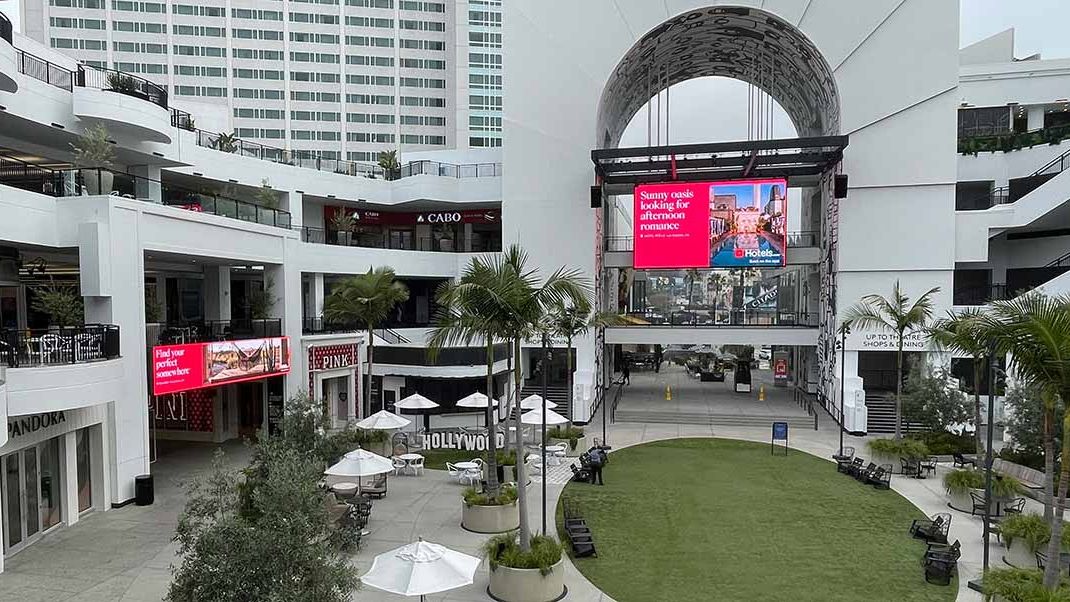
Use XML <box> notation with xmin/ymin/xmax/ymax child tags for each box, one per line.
<box><xmin>2</xmin><ymin>438</ymin><xmax>64</xmax><ymax>555</ymax></box>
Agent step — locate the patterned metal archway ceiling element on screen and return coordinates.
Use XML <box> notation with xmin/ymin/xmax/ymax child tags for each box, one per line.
<box><xmin>597</xmin><ymin>5</ymin><xmax>841</xmax><ymax>148</ymax></box>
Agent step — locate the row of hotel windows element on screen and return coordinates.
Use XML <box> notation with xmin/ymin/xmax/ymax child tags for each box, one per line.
<box><xmin>233</xmin><ymin>109</ymin><xmax>446</xmax><ymax>127</ymax></box>
<box><xmin>229</xmin><ymin>128</ymin><xmax>446</xmax><ymax>146</ymax></box>
<box><xmin>62</xmin><ymin>0</ymin><xmax>445</xmax><ymax>13</ymax></box>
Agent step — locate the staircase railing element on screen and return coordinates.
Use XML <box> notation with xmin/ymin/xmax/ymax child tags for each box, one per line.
<box><xmin>1046</xmin><ymin>249</ymin><xmax>1070</xmax><ymax>269</ymax></box>
<box><xmin>1032</xmin><ymin>145</ymin><xmax>1070</xmax><ymax>178</ymax></box>
<box><xmin>374</xmin><ymin>328</ymin><xmax>411</xmax><ymax>345</ymax></box>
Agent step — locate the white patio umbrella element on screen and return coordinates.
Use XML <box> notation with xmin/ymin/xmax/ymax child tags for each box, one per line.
<box><xmin>396</xmin><ymin>393</ymin><xmax>439</xmax><ymax>432</ymax></box>
<box><xmin>395</xmin><ymin>393</ymin><xmax>440</xmax><ymax>410</ymax></box>
<box><xmin>360</xmin><ymin>539</ymin><xmax>481</xmax><ymax>601</ymax></box>
<box><xmin>455</xmin><ymin>392</ymin><xmax>498</xmax><ymax>408</ymax></box>
<box><xmin>324</xmin><ymin>447</ymin><xmax>395</xmax><ymax>478</ymax></box>
<box><xmin>520</xmin><ymin>394</ymin><xmax>557</xmax><ymax>410</ymax></box>
<box><xmin>521</xmin><ymin>408</ymin><xmax>569</xmax><ymax>426</ymax></box>
<box><xmin>355</xmin><ymin>409</ymin><xmax>411</xmax><ymax>431</ymax></box>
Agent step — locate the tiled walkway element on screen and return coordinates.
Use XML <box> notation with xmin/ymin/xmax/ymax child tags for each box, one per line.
<box><xmin>0</xmin><ymin>396</ymin><xmax>1002</xmax><ymax>601</ymax></box>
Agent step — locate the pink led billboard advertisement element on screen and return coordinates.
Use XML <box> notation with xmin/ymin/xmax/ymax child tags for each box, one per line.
<box><xmin>152</xmin><ymin>337</ymin><xmax>291</xmax><ymax>396</ymax></box>
<box><xmin>633</xmin><ymin>178</ymin><xmax>787</xmax><ymax>269</ymax></box>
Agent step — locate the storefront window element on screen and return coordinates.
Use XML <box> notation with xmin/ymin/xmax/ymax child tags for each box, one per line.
<box><xmin>5</xmin><ymin>454</ymin><xmax>21</xmax><ymax>548</ymax></box>
<box><xmin>40</xmin><ymin>438</ymin><xmax>61</xmax><ymax>529</ymax></box>
<box><xmin>76</xmin><ymin>427</ymin><xmax>93</xmax><ymax>512</ymax></box>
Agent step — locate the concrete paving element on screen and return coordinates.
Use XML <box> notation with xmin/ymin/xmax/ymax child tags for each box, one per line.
<box><xmin>0</xmin><ymin>385</ymin><xmax>1003</xmax><ymax>602</ymax></box>
<box><xmin>616</xmin><ymin>364</ymin><xmax>811</xmax><ymax>418</ymax></box>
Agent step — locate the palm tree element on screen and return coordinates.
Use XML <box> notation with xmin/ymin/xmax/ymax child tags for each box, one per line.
<box><xmin>549</xmin><ymin>298</ymin><xmax>625</xmax><ymax>418</ymax></box>
<box><xmin>378</xmin><ymin>149</ymin><xmax>400</xmax><ymax>180</ymax></box>
<box><xmin>494</xmin><ymin>246</ymin><xmax>587</xmax><ymax>551</ymax></box>
<box><xmin>977</xmin><ymin>293</ymin><xmax>1070</xmax><ymax>589</ymax></box>
<box><xmin>927</xmin><ymin>309</ymin><xmax>991</xmax><ymax>456</ymax></box>
<box><xmin>843</xmin><ymin>280</ymin><xmax>939</xmax><ymax>439</ymax></box>
<box><xmin>428</xmin><ymin>255</ymin><xmax>512</xmax><ymax>501</ymax></box>
<box><xmin>323</xmin><ymin>268</ymin><xmax>409</xmax><ymax>417</ymax></box>
<box><xmin>684</xmin><ymin>268</ymin><xmax>701</xmax><ymax>309</ymax></box>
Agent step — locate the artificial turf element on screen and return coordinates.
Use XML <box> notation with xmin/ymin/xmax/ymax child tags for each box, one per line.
<box><xmin>557</xmin><ymin>438</ymin><xmax>957</xmax><ymax>602</ymax></box>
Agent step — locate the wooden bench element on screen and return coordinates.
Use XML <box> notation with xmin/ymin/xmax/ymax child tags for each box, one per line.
<box><xmin>993</xmin><ymin>458</ymin><xmax>1046</xmax><ymax>500</ymax></box>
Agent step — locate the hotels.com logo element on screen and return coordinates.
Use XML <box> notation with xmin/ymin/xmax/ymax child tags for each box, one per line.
<box><xmin>734</xmin><ymin>248</ymin><xmax>777</xmax><ymax>258</ymax></box>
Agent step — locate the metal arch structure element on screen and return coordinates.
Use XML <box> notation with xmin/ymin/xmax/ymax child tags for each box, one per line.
<box><xmin>596</xmin><ymin>6</ymin><xmax>842</xmax><ymax>148</ymax></box>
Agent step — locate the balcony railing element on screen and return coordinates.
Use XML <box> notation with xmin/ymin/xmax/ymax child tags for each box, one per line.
<box><xmin>0</xmin><ymin>324</ymin><xmax>120</xmax><ymax>368</ymax></box>
<box><xmin>605</xmin><ymin>231</ymin><xmax>819</xmax><ymax>253</ymax></box>
<box><xmin>147</xmin><ymin>319</ymin><xmax>282</xmax><ymax>347</ymax></box>
<box><xmin>0</xmin><ymin>11</ymin><xmax>12</xmax><ymax>44</ymax></box>
<box><xmin>622</xmin><ymin>310</ymin><xmax>818</xmax><ymax>327</ymax></box>
<box><xmin>171</xmin><ymin>108</ymin><xmax>195</xmax><ymax>131</ymax></box>
<box><xmin>953</xmin><ymin>284</ymin><xmax>1010</xmax><ymax>306</ymax></box>
<box><xmin>194</xmin><ymin>129</ymin><xmax>502</xmax><ymax>182</ymax></box>
<box><xmin>75</xmin><ymin>64</ymin><xmax>168</xmax><ymax>110</ymax></box>
<box><xmin>302</xmin><ymin>317</ymin><xmax>412</xmax><ymax>343</ymax></box>
<box><xmin>16</xmin><ymin>49</ymin><xmax>73</xmax><ymax>91</ymax></box>
<box><xmin>0</xmin><ymin>155</ymin><xmax>292</xmax><ymax>228</ymax></box>
<box><xmin>300</xmin><ymin>226</ymin><xmax>501</xmax><ymax>253</ymax></box>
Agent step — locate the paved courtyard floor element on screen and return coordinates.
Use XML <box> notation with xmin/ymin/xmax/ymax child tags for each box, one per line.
<box><xmin>0</xmin><ymin>395</ymin><xmax>1015</xmax><ymax>601</ymax></box>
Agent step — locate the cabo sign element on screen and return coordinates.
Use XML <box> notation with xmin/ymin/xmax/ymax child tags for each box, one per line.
<box><xmin>422</xmin><ymin>430</ymin><xmax>506</xmax><ymax>451</ymax></box>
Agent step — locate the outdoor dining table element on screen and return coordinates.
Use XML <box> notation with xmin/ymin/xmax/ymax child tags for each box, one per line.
<box><xmin>454</xmin><ymin>461</ymin><xmax>480</xmax><ymax>472</ymax></box>
<box><xmin>543</xmin><ymin>445</ymin><xmax>567</xmax><ymax>466</ymax></box>
<box><xmin>398</xmin><ymin>453</ymin><xmax>424</xmax><ymax>475</ymax></box>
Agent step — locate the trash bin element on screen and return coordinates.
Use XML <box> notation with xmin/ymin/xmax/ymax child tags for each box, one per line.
<box><xmin>135</xmin><ymin>474</ymin><xmax>154</xmax><ymax>506</ymax></box>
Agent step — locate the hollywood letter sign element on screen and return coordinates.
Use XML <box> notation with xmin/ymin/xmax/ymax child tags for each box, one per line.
<box><xmin>423</xmin><ymin>430</ymin><xmax>507</xmax><ymax>451</ymax></box>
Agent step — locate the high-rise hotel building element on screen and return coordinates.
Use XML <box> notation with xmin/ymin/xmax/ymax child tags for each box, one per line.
<box><xmin>21</xmin><ymin>0</ymin><xmax>502</xmax><ymax>159</ymax></box>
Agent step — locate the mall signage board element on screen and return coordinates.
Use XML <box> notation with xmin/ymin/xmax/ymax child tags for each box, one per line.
<box><xmin>632</xmin><ymin>178</ymin><xmax>787</xmax><ymax>269</ymax></box>
<box><xmin>846</xmin><ymin>330</ymin><xmax>930</xmax><ymax>352</ymax></box>
<box><xmin>422</xmin><ymin>429</ymin><xmax>507</xmax><ymax>451</ymax></box>
<box><xmin>152</xmin><ymin>337</ymin><xmax>291</xmax><ymax>396</ymax></box>
<box><xmin>327</xmin><ymin>207</ymin><xmax>499</xmax><ymax>226</ymax></box>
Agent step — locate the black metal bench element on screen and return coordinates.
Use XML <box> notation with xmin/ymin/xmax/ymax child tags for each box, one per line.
<box><xmin>562</xmin><ymin>503</ymin><xmax>597</xmax><ymax>558</ymax></box>
<box><xmin>910</xmin><ymin>513</ymin><xmax>951</xmax><ymax>545</ymax></box>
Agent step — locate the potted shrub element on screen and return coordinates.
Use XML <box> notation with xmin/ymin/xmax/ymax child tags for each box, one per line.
<box><xmin>547</xmin><ymin>425</ymin><xmax>586</xmax><ymax>457</ymax></box>
<box><xmin>70</xmin><ymin>123</ymin><xmax>115</xmax><ymax>195</ymax></box>
<box><xmin>943</xmin><ymin>468</ymin><xmax>983</xmax><ymax>510</ymax></box>
<box><xmin>330</xmin><ymin>212</ymin><xmax>355</xmax><ymax>246</ymax></box>
<box><xmin>106</xmin><ymin>71</ymin><xmax>142</xmax><ymax>98</ymax></box>
<box><xmin>1000</xmin><ymin>513</ymin><xmax>1050</xmax><ymax>568</ymax></box>
<box><xmin>461</xmin><ymin>485</ymin><xmax>519</xmax><ymax>534</ymax></box>
<box><xmin>496</xmin><ymin>450</ymin><xmax>517</xmax><ymax>484</ymax></box>
<box><xmin>982</xmin><ymin>567</ymin><xmax>1070</xmax><ymax>601</ymax></box>
<box><xmin>210</xmin><ymin>132</ymin><xmax>239</xmax><ymax>153</ymax></box>
<box><xmin>31</xmin><ymin>279</ymin><xmax>84</xmax><ymax>328</ymax></box>
<box><xmin>484</xmin><ymin>531</ymin><xmax>565</xmax><ymax>602</ymax></box>
<box><xmin>867</xmin><ymin>438</ymin><xmax>928</xmax><ymax>472</ymax></box>
<box><xmin>994</xmin><ymin>475</ymin><xmax>1023</xmax><ymax>503</ymax></box>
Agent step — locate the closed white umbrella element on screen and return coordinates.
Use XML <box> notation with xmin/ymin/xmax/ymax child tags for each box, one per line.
<box><xmin>324</xmin><ymin>447</ymin><xmax>395</xmax><ymax>477</ymax></box>
<box><xmin>520</xmin><ymin>394</ymin><xmax>557</xmax><ymax>410</ymax></box>
<box><xmin>521</xmin><ymin>408</ymin><xmax>569</xmax><ymax>425</ymax></box>
<box><xmin>356</xmin><ymin>409</ymin><xmax>411</xmax><ymax>431</ymax></box>
<box><xmin>360</xmin><ymin>539</ymin><xmax>481</xmax><ymax>601</ymax></box>
<box><xmin>456</xmin><ymin>392</ymin><xmax>498</xmax><ymax>408</ymax></box>
<box><xmin>396</xmin><ymin>393</ymin><xmax>440</xmax><ymax>410</ymax></box>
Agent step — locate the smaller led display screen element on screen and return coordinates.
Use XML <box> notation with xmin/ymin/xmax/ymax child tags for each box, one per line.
<box><xmin>633</xmin><ymin>178</ymin><xmax>788</xmax><ymax>269</ymax></box>
<box><xmin>152</xmin><ymin>337</ymin><xmax>291</xmax><ymax>396</ymax></box>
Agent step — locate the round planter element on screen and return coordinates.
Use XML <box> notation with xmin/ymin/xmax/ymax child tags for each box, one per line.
<box><xmin>550</xmin><ymin>437</ymin><xmax>585</xmax><ymax>458</ymax></box>
<box><xmin>946</xmin><ymin>489</ymin><xmax>973</xmax><ymax>512</ymax></box>
<box><xmin>83</xmin><ymin>170</ymin><xmax>114</xmax><ymax>196</ymax></box>
<box><xmin>462</xmin><ymin>500</ymin><xmax>519</xmax><ymax>534</ymax></box>
<box><xmin>501</xmin><ymin>464</ymin><xmax>516</xmax><ymax>484</ymax></box>
<box><xmin>488</xmin><ymin>558</ymin><xmax>566</xmax><ymax>602</ymax></box>
<box><xmin>1002</xmin><ymin>538</ymin><xmax>1038</xmax><ymax>568</ymax></box>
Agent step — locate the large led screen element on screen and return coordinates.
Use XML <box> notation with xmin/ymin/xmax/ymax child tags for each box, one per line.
<box><xmin>152</xmin><ymin>336</ymin><xmax>291</xmax><ymax>396</ymax></box>
<box><xmin>633</xmin><ymin>178</ymin><xmax>788</xmax><ymax>269</ymax></box>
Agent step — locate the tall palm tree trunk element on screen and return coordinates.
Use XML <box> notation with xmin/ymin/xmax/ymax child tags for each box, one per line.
<box><xmin>973</xmin><ymin>360</ymin><xmax>983</xmax><ymax>457</ymax></box>
<box><xmin>566</xmin><ymin>334</ymin><xmax>573</xmax><ymax>419</ymax></box>
<box><xmin>895</xmin><ymin>337</ymin><xmax>904</xmax><ymax>440</ymax></box>
<box><xmin>366</xmin><ymin>327</ymin><xmax>375</xmax><ymax>418</ymax></box>
<box><xmin>1043</xmin><ymin>406</ymin><xmax>1055</xmax><ymax>524</ymax></box>
<box><xmin>512</xmin><ymin>337</ymin><xmax>531</xmax><ymax>551</ymax></box>
<box><xmin>484</xmin><ymin>335</ymin><xmax>500</xmax><ymax>497</ymax></box>
<box><xmin>1042</xmin><ymin>409</ymin><xmax>1070</xmax><ymax>588</ymax></box>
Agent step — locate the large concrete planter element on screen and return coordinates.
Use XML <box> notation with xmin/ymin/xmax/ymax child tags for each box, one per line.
<box><xmin>487</xmin><ymin>558</ymin><xmax>566</xmax><ymax>602</ymax></box>
<box><xmin>462</xmin><ymin>500</ymin><xmax>519</xmax><ymax>534</ymax></box>
<box><xmin>1002</xmin><ymin>538</ymin><xmax>1038</xmax><ymax>568</ymax></box>
<box><xmin>946</xmin><ymin>488</ymin><xmax>974</xmax><ymax>512</ymax></box>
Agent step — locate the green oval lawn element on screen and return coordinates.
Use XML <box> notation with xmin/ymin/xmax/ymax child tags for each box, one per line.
<box><xmin>557</xmin><ymin>438</ymin><xmax>956</xmax><ymax>602</ymax></box>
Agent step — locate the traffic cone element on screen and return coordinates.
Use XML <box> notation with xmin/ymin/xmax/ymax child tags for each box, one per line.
<box><xmin>665</xmin><ymin>385</ymin><xmax>672</xmax><ymax>401</ymax></box>
<box><xmin>759</xmin><ymin>385</ymin><xmax>766</xmax><ymax>401</ymax></box>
